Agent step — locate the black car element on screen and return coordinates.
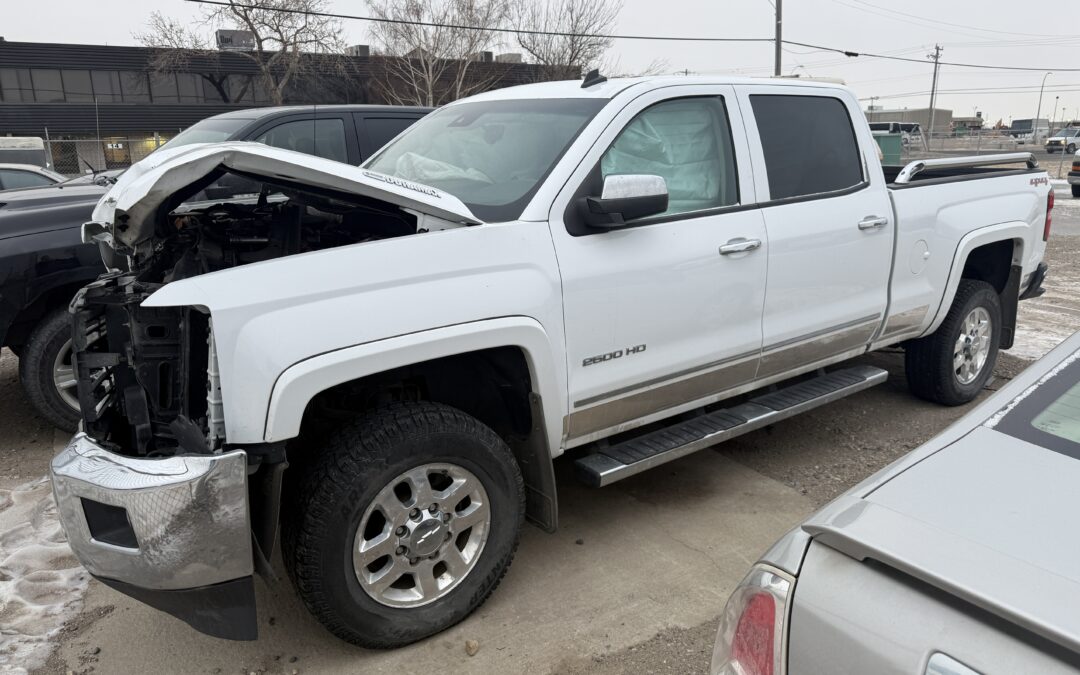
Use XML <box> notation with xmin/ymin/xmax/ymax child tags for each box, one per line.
<box><xmin>0</xmin><ymin>104</ymin><xmax>429</xmax><ymax>430</ymax></box>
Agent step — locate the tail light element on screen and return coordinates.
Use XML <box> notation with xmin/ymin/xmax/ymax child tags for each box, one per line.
<box><xmin>711</xmin><ymin>565</ymin><xmax>794</xmax><ymax>675</ymax></box>
<box><xmin>1045</xmin><ymin>189</ymin><xmax>1054</xmax><ymax>242</ymax></box>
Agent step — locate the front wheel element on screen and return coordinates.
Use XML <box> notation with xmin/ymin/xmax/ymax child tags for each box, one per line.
<box><xmin>1072</xmin><ymin>184</ymin><xmax>1080</xmax><ymax>198</ymax></box>
<box><xmin>905</xmin><ymin>279</ymin><xmax>1001</xmax><ymax>406</ymax></box>
<box><xmin>18</xmin><ymin>308</ymin><xmax>80</xmax><ymax>431</ymax></box>
<box><xmin>1069</xmin><ymin>144</ymin><xmax>1077</xmax><ymax>153</ymax></box>
<box><xmin>282</xmin><ymin>402</ymin><xmax>525</xmax><ymax>648</ymax></box>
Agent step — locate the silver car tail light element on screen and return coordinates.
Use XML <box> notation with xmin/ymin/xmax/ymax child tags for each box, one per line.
<box><xmin>710</xmin><ymin>564</ymin><xmax>794</xmax><ymax>675</ymax></box>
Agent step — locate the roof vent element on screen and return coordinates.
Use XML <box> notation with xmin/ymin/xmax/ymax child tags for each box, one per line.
<box><xmin>581</xmin><ymin>69</ymin><xmax>607</xmax><ymax>88</ymax></box>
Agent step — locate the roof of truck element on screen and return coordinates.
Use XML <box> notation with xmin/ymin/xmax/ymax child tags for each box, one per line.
<box><xmin>462</xmin><ymin>75</ymin><xmax>850</xmax><ymax>102</ymax></box>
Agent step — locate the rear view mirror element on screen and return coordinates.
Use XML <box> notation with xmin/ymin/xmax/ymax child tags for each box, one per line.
<box><xmin>581</xmin><ymin>174</ymin><xmax>668</xmax><ymax>227</ymax></box>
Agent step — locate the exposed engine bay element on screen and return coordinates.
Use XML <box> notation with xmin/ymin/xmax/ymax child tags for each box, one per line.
<box><xmin>72</xmin><ymin>174</ymin><xmax>426</xmax><ymax>457</ymax></box>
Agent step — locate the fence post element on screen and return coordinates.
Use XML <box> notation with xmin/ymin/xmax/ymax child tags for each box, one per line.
<box><xmin>44</xmin><ymin>126</ymin><xmax>54</xmax><ymax>171</ymax></box>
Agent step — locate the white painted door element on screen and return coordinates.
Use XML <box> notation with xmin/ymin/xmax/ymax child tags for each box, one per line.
<box><xmin>548</xmin><ymin>86</ymin><xmax>768</xmax><ymax>445</ymax></box>
<box><xmin>737</xmin><ymin>86</ymin><xmax>894</xmax><ymax>378</ymax></box>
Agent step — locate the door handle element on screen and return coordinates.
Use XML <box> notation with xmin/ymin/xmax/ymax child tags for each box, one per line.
<box><xmin>858</xmin><ymin>216</ymin><xmax>889</xmax><ymax>230</ymax></box>
<box><xmin>719</xmin><ymin>238</ymin><xmax>762</xmax><ymax>255</ymax></box>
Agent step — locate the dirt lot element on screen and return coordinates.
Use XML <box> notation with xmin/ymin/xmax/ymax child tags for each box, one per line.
<box><xmin>2</xmin><ymin>198</ymin><xmax>1078</xmax><ymax>674</ymax></box>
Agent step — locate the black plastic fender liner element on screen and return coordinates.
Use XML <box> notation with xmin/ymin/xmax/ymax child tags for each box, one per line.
<box><xmin>97</xmin><ymin>575</ymin><xmax>258</xmax><ymax>641</ymax></box>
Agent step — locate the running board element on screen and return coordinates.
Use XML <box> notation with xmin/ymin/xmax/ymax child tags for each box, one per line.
<box><xmin>574</xmin><ymin>365</ymin><xmax>888</xmax><ymax>487</ymax></box>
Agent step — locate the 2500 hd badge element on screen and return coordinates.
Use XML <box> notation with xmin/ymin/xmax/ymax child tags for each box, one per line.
<box><xmin>583</xmin><ymin>344</ymin><xmax>647</xmax><ymax>367</ymax></box>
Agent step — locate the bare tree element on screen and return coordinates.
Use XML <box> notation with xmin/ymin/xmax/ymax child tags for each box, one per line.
<box><xmin>365</xmin><ymin>0</ymin><xmax>511</xmax><ymax>107</ymax></box>
<box><xmin>512</xmin><ymin>0</ymin><xmax>621</xmax><ymax>82</ymax></box>
<box><xmin>134</xmin><ymin>11</ymin><xmax>238</xmax><ymax>103</ymax></box>
<box><xmin>136</xmin><ymin>0</ymin><xmax>346</xmax><ymax>106</ymax></box>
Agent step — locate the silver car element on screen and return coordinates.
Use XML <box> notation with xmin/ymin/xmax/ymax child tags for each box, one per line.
<box><xmin>712</xmin><ymin>332</ymin><xmax>1080</xmax><ymax>674</ymax></box>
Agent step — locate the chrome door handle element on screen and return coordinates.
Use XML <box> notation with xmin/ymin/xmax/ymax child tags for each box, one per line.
<box><xmin>858</xmin><ymin>216</ymin><xmax>889</xmax><ymax>230</ymax></box>
<box><xmin>719</xmin><ymin>238</ymin><xmax>762</xmax><ymax>255</ymax></box>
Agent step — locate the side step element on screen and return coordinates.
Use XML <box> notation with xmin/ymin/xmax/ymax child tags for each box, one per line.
<box><xmin>574</xmin><ymin>365</ymin><xmax>887</xmax><ymax>487</ymax></box>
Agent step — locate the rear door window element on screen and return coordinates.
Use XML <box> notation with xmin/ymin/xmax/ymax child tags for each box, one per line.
<box><xmin>750</xmin><ymin>95</ymin><xmax>864</xmax><ymax>201</ymax></box>
<box><xmin>255</xmin><ymin>117</ymin><xmax>348</xmax><ymax>163</ymax></box>
<box><xmin>362</xmin><ymin>116</ymin><xmax>421</xmax><ymax>156</ymax></box>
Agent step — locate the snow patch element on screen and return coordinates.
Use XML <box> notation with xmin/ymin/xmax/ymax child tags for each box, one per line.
<box><xmin>0</xmin><ymin>478</ymin><xmax>88</xmax><ymax>675</ymax></box>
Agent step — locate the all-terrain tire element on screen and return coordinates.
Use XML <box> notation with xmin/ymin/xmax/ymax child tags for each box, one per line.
<box><xmin>281</xmin><ymin>401</ymin><xmax>525</xmax><ymax>648</ymax></box>
<box><xmin>905</xmin><ymin>279</ymin><xmax>1001</xmax><ymax>406</ymax></box>
<box><xmin>18</xmin><ymin>308</ymin><xmax>80</xmax><ymax>431</ymax></box>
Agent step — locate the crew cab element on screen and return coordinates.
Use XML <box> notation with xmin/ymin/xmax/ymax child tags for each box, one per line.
<box><xmin>2</xmin><ymin>104</ymin><xmax>427</xmax><ymax>431</ymax></box>
<box><xmin>50</xmin><ymin>76</ymin><xmax>1051</xmax><ymax>648</ymax></box>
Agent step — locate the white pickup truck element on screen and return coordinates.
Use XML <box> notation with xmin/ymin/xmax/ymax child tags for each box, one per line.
<box><xmin>51</xmin><ymin>75</ymin><xmax>1051</xmax><ymax>648</ymax></box>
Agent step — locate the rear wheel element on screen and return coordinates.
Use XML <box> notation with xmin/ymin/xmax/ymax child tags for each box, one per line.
<box><xmin>282</xmin><ymin>402</ymin><xmax>524</xmax><ymax>648</ymax></box>
<box><xmin>1072</xmin><ymin>185</ymin><xmax>1080</xmax><ymax>198</ymax></box>
<box><xmin>904</xmin><ymin>279</ymin><xmax>1001</xmax><ymax>406</ymax></box>
<box><xmin>18</xmin><ymin>308</ymin><xmax>80</xmax><ymax>431</ymax></box>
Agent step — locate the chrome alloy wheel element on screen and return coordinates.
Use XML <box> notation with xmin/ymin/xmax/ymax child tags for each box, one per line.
<box><xmin>353</xmin><ymin>463</ymin><xmax>490</xmax><ymax>608</ymax></box>
<box><xmin>953</xmin><ymin>306</ymin><xmax>993</xmax><ymax>385</ymax></box>
<box><xmin>51</xmin><ymin>337</ymin><xmax>79</xmax><ymax>412</ymax></box>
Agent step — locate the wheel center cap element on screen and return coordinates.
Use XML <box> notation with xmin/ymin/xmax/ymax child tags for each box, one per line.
<box><xmin>408</xmin><ymin>518</ymin><xmax>446</xmax><ymax>556</ymax></box>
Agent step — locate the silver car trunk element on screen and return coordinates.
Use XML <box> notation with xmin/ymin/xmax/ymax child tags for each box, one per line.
<box><xmin>804</xmin><ymin>424</ymin><xmax>1080</xmax><ymax>655</ymax></box>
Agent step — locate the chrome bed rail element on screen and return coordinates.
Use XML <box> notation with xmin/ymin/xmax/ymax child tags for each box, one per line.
<box><xmin>893</xmin><ymin>152</ymin><xmax>1039</xmax><ymax>184</ymax></box>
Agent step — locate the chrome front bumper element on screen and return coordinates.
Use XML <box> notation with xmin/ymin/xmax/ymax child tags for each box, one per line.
<box><xmin>50</xmin><ymin>433</ymin><xmax>253</xmax><ymax>591</ymax></box>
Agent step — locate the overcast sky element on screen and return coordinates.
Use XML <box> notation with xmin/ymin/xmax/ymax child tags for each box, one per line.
<box><xmin>3</xmin><ymin>0</ymin><xmax>1077</xmax><ymax>125</ymax></box>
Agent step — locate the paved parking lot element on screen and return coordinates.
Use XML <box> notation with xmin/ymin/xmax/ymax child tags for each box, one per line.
<box><xmin>3</xmin><ymin>190</ymin><xmax>1079</xmax><ymax>674</ymax></box>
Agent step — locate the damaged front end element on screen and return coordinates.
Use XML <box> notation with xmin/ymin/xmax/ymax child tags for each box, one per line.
<box><xmin>51</xmin><ymin>143</ymin><xmax>478</xmax><ymax>640</ymax></box>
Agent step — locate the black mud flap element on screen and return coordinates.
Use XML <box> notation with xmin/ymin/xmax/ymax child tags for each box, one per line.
<box><xmin>999</xmin><ymin>264</ymin><xmax>1022</xmax><ymax>350</ymax></box>
<box><xmin>98</xmin><ymin>575</ymin><xmax>258</xmax><ymax>641</ymax></box>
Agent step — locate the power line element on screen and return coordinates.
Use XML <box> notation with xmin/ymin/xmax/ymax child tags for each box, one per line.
<box><xmin>844</xmin><ymin>0</ymin><xmax>1069</xmax><ymax>39</ymax></box>
<box><xmin>783</xmin><ymin>40</ymin><xmax>1080</xmax><ymax>72</ymax></box>
<box><xmin>184</xmin><ymin>0</ymin><xmax>1080</xmax><ymax>73</ymax></box>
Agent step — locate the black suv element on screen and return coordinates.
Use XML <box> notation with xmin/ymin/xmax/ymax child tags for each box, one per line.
<box><xmin>0</xmin><ymin>104</ymin><xmax>429</xmax><ymax>430</ymax></box>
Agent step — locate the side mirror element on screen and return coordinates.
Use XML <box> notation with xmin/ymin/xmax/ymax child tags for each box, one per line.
<box><xmin>581</xmin><ymin>174</ymin><xmax>668</xmax><ymax>227</ymax></box>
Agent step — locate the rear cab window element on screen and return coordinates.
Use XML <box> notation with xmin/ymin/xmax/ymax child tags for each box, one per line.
<box><xmin>750</xmin><ymin>94</ymin><xmax>865</xmax><ymax>201</ymax></box>
<box><xmin>255</xmin><ymin>118</ymin><xmax>349</xmax><ymax>163</ymax></box>
<box><xmin>990</xmin><ymin>353</ymin><xmax>1080</xmax><ymax>460</ymax></box>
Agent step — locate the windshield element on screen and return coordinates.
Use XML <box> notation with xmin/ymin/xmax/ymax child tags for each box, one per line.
<box><xmin>365</xmin><ymin>98</ymin><xmax>605</xmax><ymax>222</ymax></box>
<box><xmin>158</xmin><ymin>117</ymin><xmax>252</xmax><ymax>151</ymax></box>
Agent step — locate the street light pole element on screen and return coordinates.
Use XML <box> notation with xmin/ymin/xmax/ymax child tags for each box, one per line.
<box><xmin>1034</xmin><ymin>71</ymin><xmax>1052</xmax><ymax>143</ymax></box>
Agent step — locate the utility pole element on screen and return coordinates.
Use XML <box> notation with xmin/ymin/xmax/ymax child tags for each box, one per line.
<box><xmin>1035</xmin><ymin>72</ymin><xmax>1052</xmax><ymax>144</ymax></box>
<box><xmin>927</xmin><ymin>44</ymin><xmax>942</xmax><ymax>148</ymax></box>
<box><xmin>774</xmin><ymin>0</ymin><xmax>782</xmax><ymax>77</ymax></box>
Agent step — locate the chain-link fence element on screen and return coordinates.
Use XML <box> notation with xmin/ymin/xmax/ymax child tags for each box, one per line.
<box><xmin>44</xmin><ymin>135</ymin><xmax>174</xmax><ymax>176</ymax></box>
